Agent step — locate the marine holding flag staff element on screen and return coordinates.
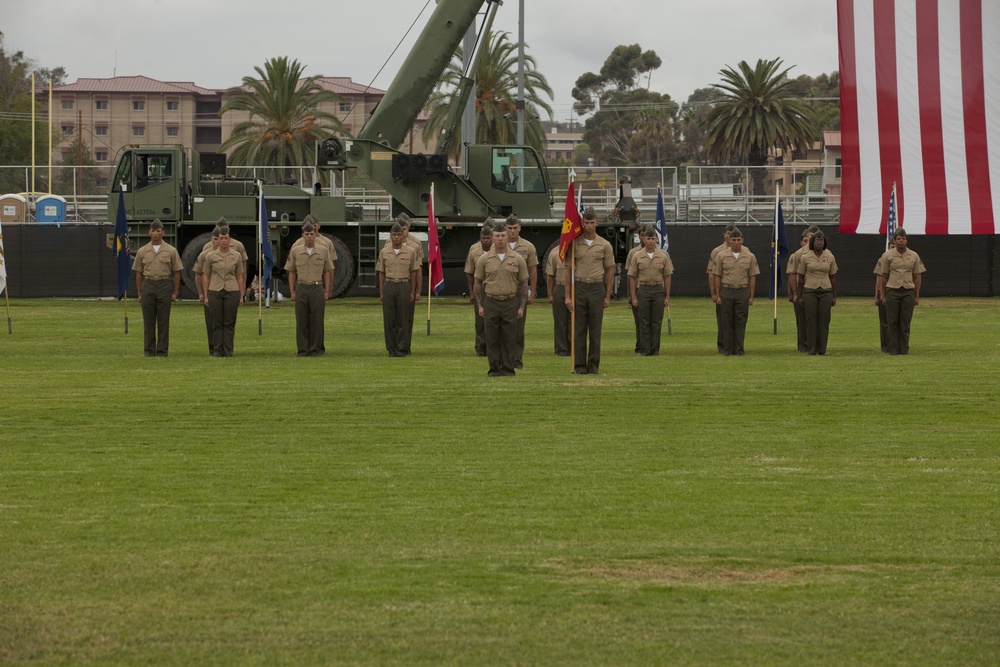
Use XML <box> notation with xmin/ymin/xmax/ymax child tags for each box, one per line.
<box><xmin>565</xmin><ymin>207</ymin><xmax>615</xmax><ymax>375</ymax></box>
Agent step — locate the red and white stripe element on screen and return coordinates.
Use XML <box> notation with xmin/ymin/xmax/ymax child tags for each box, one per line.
<box><xmin>838</xmin><ymin>0</ymin><xmax>1000</xmax><ymax>235</ymax></box>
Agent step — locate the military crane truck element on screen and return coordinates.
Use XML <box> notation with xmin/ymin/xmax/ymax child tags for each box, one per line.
<box><xmin>107</xmin><ymin>0</ymin><xmax>561</xmax><ymax>299</ymax></box>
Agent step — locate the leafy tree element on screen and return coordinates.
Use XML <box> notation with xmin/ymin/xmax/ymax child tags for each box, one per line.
<box><xmin>784</xmin><ymin>71</ymin><xmax>840</xmax><ymax>134</ymax></box>
<box><xmin>219</xmin><ymin>57</ymin><xmax>344</xmax><ymax>181</ymax></box>
<box><xmin>572</xmin><ymin>142</ymin><xmax>591</xmax><ymax>167</ymax></box>
<box><xmin>677</xmin><ymin>87</ymin><xmax>726</xmax><ymax>166</ymax></box>
<box><xmin>701</xmin><ymin>58</ymin><xmax>818</xmax><ymax>193</ymax></box>
<box><xmin>0</xmin><ymin>32</ymin><xmax>59</xmax><ymax>192</ymax></box>
<box><xmin>422</xmin><ymin>31</ymin><xmax>553</xmax><ymax>160</ymax></box>
<box><xmin>571</xmin><ymin>45</ymin><xmax>678</xmax><ymax>166</ymax></box>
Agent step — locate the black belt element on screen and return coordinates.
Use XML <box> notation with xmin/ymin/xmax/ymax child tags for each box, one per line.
<box><xmin>575</xmin><ymin>279</ymin><xmax>602</xmax><ymax>284</ymax></box>
<box><xmin>638</xmin><ymin>281</ymin><xmax>663</xmax><ymax>286</ymax></box>
<box><xmin>384</xmin><ymin>278</ymin><xmax>409</xmax><ymax>283</ymax></box>
<box><xmin>298</xmin><ymin>280</ymin><xmax>322</xmax><ymax>285</ymax></box>
<box><xmin>144</xmin><ymin>277</ymin><xmax>171</xmax><ymax>281</ymax></box>
<box><xmin>722</xmin><ymin>283</ymin><xmax>748</xmax><ymax>289</ymax></box>
<box><xmin>486</xmin><ymin>293</ymin><xmax>517</xmax><ymax>301</ymax></box>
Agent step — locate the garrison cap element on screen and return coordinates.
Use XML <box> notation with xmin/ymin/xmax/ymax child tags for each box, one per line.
<box><xmin>641</xmin><ymin>225</ymin><xmax>657</xmax><ymax>237</ymax></box>
<box><xmin>801</xmin><ymin>228</ymin><xmax>813</xmax><ymax>239</ymax></box>
<box><xmin>301</xmin><ymin>221</ymin><xmax>316</xmax><ymax>233</ymax></box>
<box><xmin>582</xmin><ymin>206</ymin><xmax>597</xmax><ymax>221</ymax></box>
<box><xmin>302</xmin><ymin>213</ymin><xmax>319</xmax><ymax>226</ymax></box>
<box><xmin>492</xmin><ymin>222</ymin><xmax>507</xmax><ymax>233</ymax></box>
<box><xmin>806</xmin><ymin>224</ymin><xmax>820</xmax><ymax>233</ymax></box>
<box><xmin>893</xmin><ymin>227</ymin><xmax>907</xmax><ymax>238</ymax></box>
<box><xmin>390</xmin><ymin>222</ymin><xmax>404</xmax><ymax>233</ymax></box>
<box><xmin>480</xmin><ymin>224</ymin><xmax>493</xmax><ymax>237</ymax></box>
<box><xmin>505</xmin><ymin>213</ymin><xmax>520</xmax><ymax>226</ymax></box>
<box><xmin>216</xmin><ymin>216</ymin><xmax>228</xmax><ymax>225</ymax></box>
<box><xmin>724</xmin><ymin>222</ymin><xmax>738</xmax><ymax>232</ymax></box>
<box><xmin>729</xmin><ymin>227</ymin><xmax>743</xmax><ymax>238</ymax></box>
<box><xmin>396</xmin><ymin>213</ymin><xmax>411</xmax><ymax>227</ymax></box>
<box><xmin>149</xmin><ymin>218</ymin><xmax>163</xmax><ymax>231</ymax></box>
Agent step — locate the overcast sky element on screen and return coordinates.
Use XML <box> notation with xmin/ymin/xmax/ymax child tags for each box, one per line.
<box><xmin>6</xmin><ymin>0</ymin><xmax>839</xmax><ymax>122</ymax></box>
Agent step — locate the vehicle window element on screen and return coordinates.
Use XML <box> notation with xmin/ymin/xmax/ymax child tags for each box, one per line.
<box><xmin>492</xmin><ymin>148</ymin><xmax>545</xmax><ymax>194</ymax></box>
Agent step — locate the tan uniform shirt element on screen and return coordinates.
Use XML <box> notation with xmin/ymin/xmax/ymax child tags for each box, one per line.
<box><xmin>475</xmin><ymin>248</ymin><xmax>528</xmax><ymax>297</ymax></box>
<box><xmin>628</xmin><ymin>248</ymin><xmax>674</xmax><ymax>283</ymax></box>
<box><xmin>508</xmin><ymin>238</ymin><xmax>538</xmax><ymax>269</ymax></box>
<box><xmin>876</xmin><ymin>248</ymin><xmax>925</xmax><ymax>288</ymax></box>
<box><xmin>376</xmin><ymin>244</ymin><xmax>419</xmax><ymax>280</ymax></box>
<box><xmin>787</xmin><ymin>245</ymin><xmax>808</xmax><ymax>277</ymax></box>
<box><xmin>713</xmin><ymin>248</ymin><xmax>760</xmax><ymax>285</ymax></box>
<box><xmin>465</xmin><ymin>242</ymin><xmax>487</xmax><ymax>275</ymax></box>
<box><xmin>203</xmin><ymin>238</ymin><xmax>249</xmax><ymax>264</ymax></box>
<box><xmin>570</xmin><ymin>236</ymin><xmax>614</xmax><ymax>282</ymax></box>
<box><xmin>386</xmin><ymin>236</ymin><xmax>424</xmax><ymax>263</ymax></box>
<box><xmin>707</xmin><ymin>242</ymin><xmax>728</xmax><ymax>273</ymax></box>
<box><xmin>626</xmin><ymin>245</ymin><xmax>642</xmax><ymax>277</ymax></box>
<box><xmin>204</xmin><ymin>249</ymin><xmax>243</xmax><ymax>291</ymax></box>
<box><xmin>132</xmin><ymin>242</ymin><xmax>182</xmax><ymax>278</ymax></box>
<box><xmin>291</xmin><ymin>233</ymin><xmax>337</xmax><ymax>261</ymax></box>
<box><xmin>797</xmin><ymin>249</ymin><xmax>838</xmax><ymax>289</ymax></box>
<box><xmin>284</xmin><ymin>244</ymin><xmax>334</xmax><ymax>283</ymax></box>
<box><xmin>546</xmin><ymin>246</ymin><xmax>566</xmax><ymax>285</ymax></box>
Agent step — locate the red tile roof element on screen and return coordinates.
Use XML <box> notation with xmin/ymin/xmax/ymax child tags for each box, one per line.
<box><xmin>51</xmin><ymin>76</ymin><xmax>220</xmax><ymax>95</ymax></box>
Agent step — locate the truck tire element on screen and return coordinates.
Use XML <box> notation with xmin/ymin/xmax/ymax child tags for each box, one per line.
<box><xmin>180</xmin><ymin>232</ymin><xmax>214</xmax><ymax>296</ymax></box>
<box><xmin>324</xmin><ymin>234</ymin><xmax>356</xmax><ymax>299</ymax></box>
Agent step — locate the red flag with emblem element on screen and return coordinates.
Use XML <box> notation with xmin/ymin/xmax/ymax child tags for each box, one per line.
<box><xmin>558</xmin><ymin>181</ymin><xmax>583</xmax><ymax>261</ymax></box>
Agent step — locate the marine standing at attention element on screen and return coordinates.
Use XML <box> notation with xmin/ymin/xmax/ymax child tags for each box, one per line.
<box><xmin>708</xmin><ymin>223</ymin><xmax>737</xmax><ymax>354</ymax></box>
<box><xmin>875</xmin><ymin>228</ymin><xmax>926</xmax><ymax>355</ymax></box>
<box><xmin>377</xmin><ymin>222</ymin><xmax>420</xmax><ymax>357</ymax></box>
<box><xmin>464</xmin><ymin>220</ymin><xmax>494</xmax><ymax>357</ymax></box>
<box><xmin>202</xmin><ymin>228</ymin><xmax>245</xmax><ymax>357</ymax></box>
<box><xmin>132</xmin><ymin>219</ymin><xmax>183</xmax><ymax>357</ymax></box>
<box><xmin>712</xmin><ymin>227</ymin><xmax>759</xmax><ymax>356</ymax></box>
<box><xmin>564</xmin><ymin>207</ymin><xmax>615</xmax><ymax>375</ymax></box>
<box><xmin>474</xmin><ymin>222</ymin><xmax>529</xmax><ymax>377</ymax></box>
<box><xmin>545</xmin><ymin>243</ymin><xmax>571</xmax><ymax>357</ymax></box>
<box><xmin>193</xmin><ymin>227</ymin><xmax>220</xmax><ymax>354</ymax></box>
<box><xmin>285</xmin><ymin>221</ymin><xmax>334</xmax><ymax>357</ymax></box>
<box><xmin>796</xmin><ymin>230</ymin><xmax>838</xmax><ymax>355</ymax></box>
<box><xmin>504</xmin><ymin>214</ymin><xmax>538</xmax><ymax>369</ymax></box>
<box><xmin>627</xmin><ymin>226</ymin><xmax>673</xmax><ymax>356</ymax></box>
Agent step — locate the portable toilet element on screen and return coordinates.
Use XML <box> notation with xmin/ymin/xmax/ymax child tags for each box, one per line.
<box><xmin>35</xmin><ymin>194</ymin><xmax>67</xmax><ymax>225</ymax></box>
<box><xmin>0</xmin><ymin>194</ymin><xmax>27</xmax><ymax>223</ymax></box>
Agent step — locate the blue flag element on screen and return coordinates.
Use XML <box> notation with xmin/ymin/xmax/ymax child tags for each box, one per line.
<box><xmin>259</xmin><ymin>192</ymin><xmax>275</xmax><ymax>291</ymax></box>
<box><xmin>114</xmin><ymin>189</ymin><xmax>131</xmax><ymax>300</ymax></box>
<box><xmin>654</xmin><ymin>185</ymin><xmax>669</xmax><ymax>251</ymax></box>
<box><xmin>769</xmin><ymin>198</ymin><xmax>789</xmax><ymax>300</ymax></box>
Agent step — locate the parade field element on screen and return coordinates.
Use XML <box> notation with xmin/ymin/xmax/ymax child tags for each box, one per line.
<box><xmin>2</xmin><ymin>296</ymin><xmax>999</xmax><ymax>666</ymax></box>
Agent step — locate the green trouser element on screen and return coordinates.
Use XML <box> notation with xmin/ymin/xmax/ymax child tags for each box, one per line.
<box><xmin>886</xmin><ymin>287</ymin><xmax>915</xmax><ymax>355</ymax></box>
<box><xmin>803</xmin><ymin>287</ymin><xmax>833</xmax><ymax>355</ymax></box>
<box><xmin>140</xmin><ymin>278</ymin><xmax>172</xmax><ymax>356</ymax></box>
<box><xmin>720</xmin><ymin>286</ymin><xmax>749</xmax><ymax>356</ymax></box>
<box><xmin>484</xmin><ymin>295</ymin><xmax>518</xmax><ymax>376</ymax></box>
<box><xmin>382</xmin><ymin>280</ymin><xmax>410</xmax><ymax>357</ymax></box>
<box><xmin>636</xmin><ymin>284</ymin><xmax>665</xmax><ymax>356</ymax></box>
<box><xmin>295</xmin><ymin>283</ymin><xmax>325</xmax><ymax>356</ymax></box>
<box><xmin>551</xmin><ymin>284</ymin><xmax>570</xmax><ymax>356</ymax></box>
<box><xmin>472</xmin><ymin>301</ymin><xmax>486</xmax><ymax>356</ymax></box>
<box><xmin>572</xmin><ymin>282</ymin><xmax>605</xmax><ymax>374</ymax></box>
<box><xmin>794</xmin><ymin>300</ymin><xmax>808</xmax><ymax>352</ymax></box>
<box><xmin>208</xmin><ymin>289</ymin><xmax>239</xmax><ymax>357</ymax></box>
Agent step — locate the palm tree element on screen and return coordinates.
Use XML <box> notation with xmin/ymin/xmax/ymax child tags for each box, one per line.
<box><xmin>701</xmin><ymin>58</ymin><xmax>817</xmax><ymax>194</ymax></box>
<box><xmin>422</xmin><ymin>31</ymin><xmax>553</xmax><ymax>160</ymax></box>
<box><xmin>219</xmin><ymin>57</ymin><xmax>344</xmax><ymax>181</ymax></box>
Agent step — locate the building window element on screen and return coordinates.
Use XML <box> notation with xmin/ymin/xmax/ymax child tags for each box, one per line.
<box><xmin>61</xmin><ymin>99</ymin><xmax>73</xmax><ymax>110</ymax></box>
<box><xmin>132</xmin><ymin>100</ymin><xmax>145</xmax><ymax>111</ymax></box>
<box><xmin>133</xmin><ymin>126</ymin><xmax>145</xmax><ymax>137</ymax></box>
<box><xmin>95</xmin><ymin>125</ymin><xmax>108</xmax><ymax>136</ymax></box>
<box><xmin>96</xmin><ymin>151</ymin><xmax>109</xmax><ymax>162</ymax></box>
<box><xmin>166</xmin><ymin>100</ymin><xmax>179</xmax><ymax>111</ymax></box>
<box><xmin>195</xmin><ymin>126</ymin><xmax>222</xmax><ymax>144</ymax></box>
<box><xmin>339</xmin><ymin>102</ymin><xmax>351</xmax><ymax>113</ymax></box>
<box><xmin>166</xmin><ymin>127</ymin><xmax>179</xmax><ymax>137</ymax></box>
<box><xmin>61</xmin><ymin>124</ymin><xmax>74</xmax><ymax>135</ymax></box>
<box><xmin>61</xmin><ymin>151</ymin><xmax>70</xmax><ymax>161</ymax></box>
<box><xmin>95</xmin><ymin>100</ymin><xmax>108</xmax><ymax>111</ymax></box>
<box><xmin>835</xmin><ymin>158</ymin><xmax>842</xmax><ymax>179</ymax></box>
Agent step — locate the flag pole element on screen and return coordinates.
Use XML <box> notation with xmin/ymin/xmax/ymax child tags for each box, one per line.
<box><xmin>773</xmin><ymin>184</ymin><xmax>779</xmax><ymax>335</ymax></box>
<box><xmin>666</xmin><ymin>304</ymin><xmax>671</xmax><ymax>336</ymax></box>
<box><xmin>4</xmin><ymin>289</ymin><xmax>11</xmax><ymax>334</ymax></box>
<box><xmin>123</xmin><ymin>292</ymin><xmax>129</xmax><ymax>334</ymax></box>
<box><xmin>258</xmin><ymin>189</ymin><xmax>263</xmax><ymax>336</ymax></box>
<box><xmin>569</xmin><ymin>243</ymin><xmax>576</xmax><ymax>373</ymax></box>
<box><xmin>427</xmin><ymin>182</ymin><xmax>435</xmax><ymax>335</ymax></box>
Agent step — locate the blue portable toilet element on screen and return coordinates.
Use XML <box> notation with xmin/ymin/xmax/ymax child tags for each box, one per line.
<box><xmin>35</xmin><ymin>194</ymin><xmax>67</xmax><ymax>225</ymax></box>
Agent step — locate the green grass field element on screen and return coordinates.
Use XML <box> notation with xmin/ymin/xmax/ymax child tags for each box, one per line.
<box><xmin>2</xmin><ymin>296</ymin><xmax>999</xmax><ymax>665</ymax></box>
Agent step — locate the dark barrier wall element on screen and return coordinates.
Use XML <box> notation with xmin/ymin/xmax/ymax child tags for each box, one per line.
<box><xmin>3</xmin><ymin>223</ymin><xmax>997</xmax><ymax>298</ymax></box>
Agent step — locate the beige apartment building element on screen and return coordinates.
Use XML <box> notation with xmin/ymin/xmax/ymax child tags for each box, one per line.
<box><xmin>43</xmin><ymin>74</ymin><xmax>430</xmax><ymax>187</ymax></box>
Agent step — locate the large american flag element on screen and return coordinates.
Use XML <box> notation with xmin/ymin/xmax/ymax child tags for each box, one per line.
<box><xmin>838</xmin><ymin>0</ymin><xmax>999</xmax><ymax>235</ymax></box>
